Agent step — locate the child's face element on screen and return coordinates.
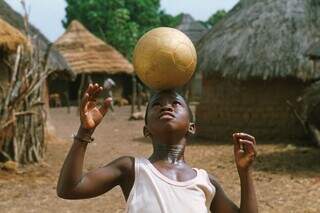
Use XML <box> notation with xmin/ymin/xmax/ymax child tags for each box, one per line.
<box><xmin>144</xmin><ymin>90</ymin><xmax>194</xmax><ymax>140</ymax></box>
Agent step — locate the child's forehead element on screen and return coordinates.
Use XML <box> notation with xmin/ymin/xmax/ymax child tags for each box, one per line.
<box><xmin>150</xmin><ymin>91</ymin><xmax>186</xmax><ymax>103</ymax></box>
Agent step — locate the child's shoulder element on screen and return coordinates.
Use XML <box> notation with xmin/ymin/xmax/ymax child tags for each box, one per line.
<box><xmin>110</xmin><ymin>156</ymin><xmax>135</xmax><ymax>173</ymax></box>
<box><xmin>203</xmin><ymin>171</ymin><xmax>222</xmax><ymax>189</ymax></box>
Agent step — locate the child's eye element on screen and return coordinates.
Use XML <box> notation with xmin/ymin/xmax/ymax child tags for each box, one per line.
<box><xmin>172</xmin><ymin>101</ymin><xmax>181</xmax><ymax>106</ymax></box>
<box><xmin>151</xmin><ymin>102</ymin><xmax>160</xmax><ymax>107</ymax></box>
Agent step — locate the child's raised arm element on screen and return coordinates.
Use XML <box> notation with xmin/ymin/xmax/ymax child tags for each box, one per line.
<box><xmin>210</xmin><ymin>133</ymin><xmax>258</xmax><ymax>213</ymax></box>
<box><xmin>56</xmin><ymin>83</ymin><xmax>134</xmax><ymax>200</ymax></box>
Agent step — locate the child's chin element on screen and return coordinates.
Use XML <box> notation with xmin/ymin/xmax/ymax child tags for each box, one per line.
<box><xmin>158</xmin><ymin>119</ymin><xmax>177</xmax><ymax>128</ymax></box>
<box><xmin>156</xmin><ymin>123</ymin><xmax>186</xmax><ymax>134</ymax></box>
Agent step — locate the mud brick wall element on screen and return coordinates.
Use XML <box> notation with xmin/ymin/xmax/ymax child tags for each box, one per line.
<box><xmin>196</xmin><ymin>75</ymin><xmax>307</xmax><ymax>141</ymax></box>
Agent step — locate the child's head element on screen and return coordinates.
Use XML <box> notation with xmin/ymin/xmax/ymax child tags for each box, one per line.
<box><xmin>143</xmin><ymin>90</ymin><xmax>195</xmax><ymax>142</ymax></box>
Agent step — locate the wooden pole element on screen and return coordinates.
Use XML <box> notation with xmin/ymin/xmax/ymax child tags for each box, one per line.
<box><xmin>137</xmin><ymin>83</ymin><xmax>142</xmax><ymax>112</ymax></box>
<box><xmin>131</xmin><ymin>75</ymin><xmax>137</xmax><ymax>116</ymax></box>
<box><xmin>78</xmin><ymin>74</ymin><xmax>86</xmax><ymax>113</ymax></box>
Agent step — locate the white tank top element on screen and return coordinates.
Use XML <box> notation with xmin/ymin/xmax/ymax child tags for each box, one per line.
<box><xmin>125</xmin><ymin>158</ymin><xmax>216</xmax><ymax>213</ymax></box>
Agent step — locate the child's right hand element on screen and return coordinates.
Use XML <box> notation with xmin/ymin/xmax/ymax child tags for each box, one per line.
<box><xmin>80</xmin><ymin>83</ymin><xmax>112</xmax><ymax>130</ymax></box>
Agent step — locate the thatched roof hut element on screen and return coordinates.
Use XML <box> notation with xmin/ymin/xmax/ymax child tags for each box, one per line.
<box><xmin>0</xmin><ymin>18</ymin><xmax>27</xmax><ymax>99</ymax></box>
<box><xmin>175</xmin><ymin>14</ymin><xmax>208</xmax><ymax>101</ymax></box>
<box><xmin>176</xmin><ymin>13</ymin><xmax>208</xmax><ymax>45</ymax></box>
<box><xmin>307</xmin><ymin>42</ymin><xmax>320</xmax><ymax>60</ymax></box>
<box><xmin>0</xmin><ymin>0</ymin><xmax>74</xmax><ymax>113</ymax></box>
<box><xmin>54</xmin><ymin>20</ymin><xmax>134</xmax><ymax>102</ymax></box>
<box><xmin>198</xmin><ymin>0</ymin><xmax>320</xmax><ymax>81</ymax></box>
<box><xmin>0</xmin><ymin>0</ymin><xmax>72</xmax><ymax>75</ymax></box>
<box><xmin>196</xmin><ymin>0</ymin><xmax>320</xmax><ymax>140</ymax></box>
<box><xmin>54</xmin><ymin>20</ymin><xmax>134</xmax><ymax>75</ymax></box>
<box><xmin>0</xmin><ymin>18</ymin><xmax>27</xmax><ymax>54</ymax></box>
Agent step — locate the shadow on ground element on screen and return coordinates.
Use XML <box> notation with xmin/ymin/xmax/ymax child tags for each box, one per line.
<box><xmin>132</xmin><ymin>136</ymin><xmax>320</xmax><ymax>176</ymax></box>
<box><xmin>254</xmin><ymin>146</ymin><xmax>320</xmax><ymax>176</ymax></box>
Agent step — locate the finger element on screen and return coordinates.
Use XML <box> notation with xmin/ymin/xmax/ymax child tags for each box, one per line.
<box><xmin>88</xmin><ymin>83</ymin><xmax>98</xmax><ymax>97</ymax></box>
<box><xmin>234</xmin><ymin>133</ymin><xmax>256</xmax><ymax>144</ymax></box>
<box><xmin>85</xmin><ymin>86</ymin><xmax>98</xmax><ymax>103</ymax></box>
<box><xmin>90</xmin><ymin>84</ymin><xmax>102</xmax><ymax>100</ymax></box>
<box><xmin>238</xmin><ymin>139</ymin><xmax>256</xmax><ymax>156</ymax></box>
<box><xmin>87</xmin><ymin>101</ymin><xmax>96</xmax><ymax>110</ymax></box>
<box><xmin>232</xmin><ymin>133</ymin><xmax>241</xmax><ymax>152</ymax></box>
<box><xmin>86</xmin><ymin>83</ymin><xmax>95</xmax><ymax>96</ymax></box>
<box><xmin>99</xmin><ymin>97</ymin><xmax>112</xmax><ymax>116</ymax></box>
<box><xmin>80</xmin><ymin>92</ymin><xmax>90</xmax><ymax>115</ymax></box>
<box><xmin>92</xmin><ymin>86</ymin><xmax>103</xmax><ymax>99</ymax></box>
<box><xmin>92</xmin><ymin>83</ymin><xmax>100</xmax><ymax>92</ymax></box>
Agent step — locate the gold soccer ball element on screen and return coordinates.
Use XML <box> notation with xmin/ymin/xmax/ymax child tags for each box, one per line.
<box><xmin>133</xmin><ymin>27</ymin><xmax>197</xmax><ymax>90</ymax></box>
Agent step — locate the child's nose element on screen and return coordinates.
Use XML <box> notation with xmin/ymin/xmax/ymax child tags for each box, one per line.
<box><xmin>161</xmin><ymin>104</ymin><xmax>174</xmax><ymax>111</ymax></box>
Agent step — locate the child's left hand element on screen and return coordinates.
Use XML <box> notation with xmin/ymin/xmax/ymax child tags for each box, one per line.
<box><xmin>232</xmin><ymin>133</ymin><xmax>257</xmax><ymax>173</ymax></box>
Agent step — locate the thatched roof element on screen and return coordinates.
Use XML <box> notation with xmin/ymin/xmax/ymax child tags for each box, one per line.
<box><xmin>0</xmin><ymin>18</ymin><xmax>27</xmax><ymax>53</ymax></box>
<box><xmin>175</xmin><ymin>13</ymin><xmax>208</xmax><ymax>45</ymax></box>
<box><xmin>197</xmin><ymin>0</ymin><xmax>320</xmax><ymax>81</ymax></box>
<box><xmin>306</xmin><ymin>42</ymin><xmax>320</xmax><ymax>60</ymax></box>
<box><xmin>54</xmin><ymin>20</ymin><xmax>134</xmax><ymax>75</ymax></box>
<box><xmin>0</xmin><ymin>0</ymin><xmax>73</xmax><ymax>77</ymax></box>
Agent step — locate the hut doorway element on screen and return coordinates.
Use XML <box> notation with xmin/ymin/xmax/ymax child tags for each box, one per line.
<box><xmin>68</xmin><ymin>73</ymin><xmax>133</xmax><ymax>105</ymax></box>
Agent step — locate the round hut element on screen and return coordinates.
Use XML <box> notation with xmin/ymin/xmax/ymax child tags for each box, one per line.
<box><xmin>176</xmin><ymin>13</ymin><xmax>208</xmax><ymax>44</ymax></box>
<box><xmin>54</xmin><ymin>20</ymin><xmax>134</xmax><ymax>104</ymax></box>
<box><xmin>175</xmin><ymin>14</ymin><xmax>208</xmax><ymax>101</ymax></box>
<box><xmin>196</xmin><ymin>0</ymin><xmax>320</xmax><ymax>140</ymax></box>
<box><xmin>0</xmin><ymin>0</ymin><xmax>74</xmax><ymax>108</ymax></box>
<box><xmin>0</xmin><ymin>0</ymin><xmax>71</xmax><ymax>73</ymax></box>
<box><xmin>0</xmin><ymin>1</ymin><xmax>74</xmax><ymax>163</ymax></box>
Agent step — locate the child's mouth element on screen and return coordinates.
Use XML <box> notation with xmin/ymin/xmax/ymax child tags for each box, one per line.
<box><xmin>159</xmin><ymin>112</ymin><xmax>175</xmax><ymax>119</ymax></box>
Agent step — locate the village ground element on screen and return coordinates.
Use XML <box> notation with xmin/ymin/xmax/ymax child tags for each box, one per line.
<box><xmin>0</xmin><ymin>105</ymin><xmax>320</xmax><ymax>213</ymax></box>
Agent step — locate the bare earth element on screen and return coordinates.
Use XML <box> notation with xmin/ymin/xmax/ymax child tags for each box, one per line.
<box><xmin>0</xmin><ymin>106</ymin><xmax>320</xmax><ymax>213</ymax></box>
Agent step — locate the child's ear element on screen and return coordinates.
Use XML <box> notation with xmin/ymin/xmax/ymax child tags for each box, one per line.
<box><xmin>143</xmin><ymin>126</ymin><xmax>151</xmax><ymax>137</ymax></box>
<box><xmin>188</xmin><ymin>123</ymin><xmax>196</xmax><ymax>135</ymax></box>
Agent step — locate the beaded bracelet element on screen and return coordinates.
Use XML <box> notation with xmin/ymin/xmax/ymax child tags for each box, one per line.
<box><xmin>72</xmin><ymin>134</ymin><xmax>94</xmax><ymax>143</ymax></box>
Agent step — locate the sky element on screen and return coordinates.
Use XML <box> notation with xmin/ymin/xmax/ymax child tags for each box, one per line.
<box><xmin>5</xmin><ymin>0</ymin><xmax>239</xmax><ymax>42</ymax></box>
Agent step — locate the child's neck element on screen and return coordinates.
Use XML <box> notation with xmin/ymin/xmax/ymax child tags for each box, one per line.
<box><xmin>149</xmin><ymin>141</ymin><xmax>186</xmax><ymax>165</ymax></box>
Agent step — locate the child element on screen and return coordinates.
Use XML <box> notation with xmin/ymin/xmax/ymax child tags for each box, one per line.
<box><xmin>57</xmin><ymin>83</ymin><xmax>258</xmax><ymax>213</ymax></box>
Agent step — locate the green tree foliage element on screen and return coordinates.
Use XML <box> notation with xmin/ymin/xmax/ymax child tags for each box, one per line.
<box><xmin>204</xmin><ymin>10</ymin><xmax>227</xmax><ymax>28</ymax></box>
<box><xmin>159</xmin><ymin>11</ymin><xmax>182</xmax><ymax>28</ymax></box>
<box><xmin>63</xmin><ymin>0</ymin><xmax>179</xmax><ymax>59</ymax></box>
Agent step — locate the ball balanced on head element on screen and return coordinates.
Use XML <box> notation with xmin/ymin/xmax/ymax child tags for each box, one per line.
<box><xmin>133</xmin><ymin>27</ymin><xmax>197</xmax><ymax>90</ymax></box>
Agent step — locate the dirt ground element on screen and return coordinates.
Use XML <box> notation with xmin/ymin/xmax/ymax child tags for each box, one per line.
<box><xmin>0</xmin><ymin>106</ymin><xmax>320</xmax><ymax>213</ymax></box>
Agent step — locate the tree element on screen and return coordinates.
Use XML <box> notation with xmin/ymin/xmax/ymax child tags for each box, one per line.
<box><xmin>159</xmin><ymin>11</ymin><xmax>182</xmax><ymax>28</ymax></box>
<box><xmin>63</xmin><ymin>0</ymin><xmax>179</xmax><ymax>59</ymax></box>
<box><xmin>204</xmin><ymin>10</ymin><xmax>227</xmax><ymax>28</ymax></box>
